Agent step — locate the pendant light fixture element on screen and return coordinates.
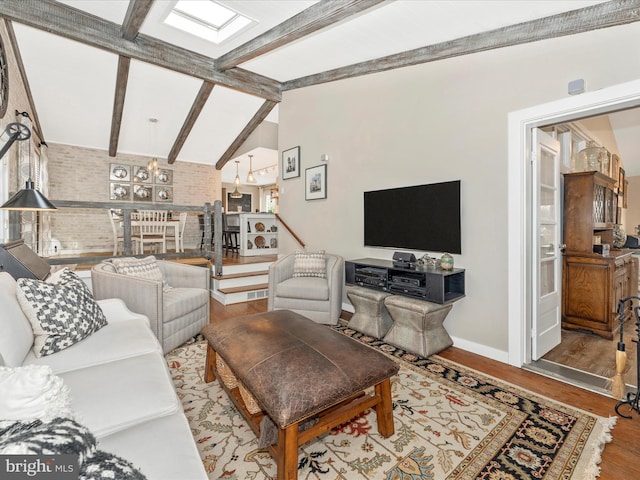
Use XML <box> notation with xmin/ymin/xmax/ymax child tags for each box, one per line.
<box><xmin>230</xmin><ymin>160</ymin><xmax>243</xmax><ymax>198</ymax></box>
<box><xmin>147</xmin><ymin>118</ymin><xmax>160</xmax><ymax>176</ymax></box>
<box><xmin>233</xmin><ymin>159</ymin><xmax>241</xmax><ymax>186</ymax></box>
<box><xmin>246</xmin><ymin>154</ymin><xmax>256</xmax><ymax>183</ymax></box>
<box><xmin>0</xmin><ymin>122</ymin><xmax>56</xmax><ymax>210</ymax></box>
<box><xmin>1</xmin><ymin>179</ymin><xmax>57</xmax><ymax>210</ymax></box>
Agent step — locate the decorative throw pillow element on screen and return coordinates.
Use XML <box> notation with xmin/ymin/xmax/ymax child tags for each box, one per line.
<box><xmin>81</xmin><ymin>450</ymin><xmax>147</xmax><ymax>480</ymax></box>
<box><xmin>293</xmin><ymin>250</ymin><xmax>326</xmax><ymax>278</ymax></box>
<box><xmin>0</xmin><ymin>365</ymin><xmax>74</xmax><ymax>421</ymax></box>
<box><xmin>0</xmin><ymin>418</ymin><xmax>147</xmax><ymax>480</ymax></box>
<box><xmin>17</xmin><ymin>269</ymin><xmax>108</xmax><ymax>358</ymax></box>
<box><xmin>109</xmin><ymin>256</ymin><xmax>172</xmax><ymax>291</ymax></box>
<box><xmin>0</xmin><ymin>417</ymin><xmax>95</xmax><ymax>462</ymax></box>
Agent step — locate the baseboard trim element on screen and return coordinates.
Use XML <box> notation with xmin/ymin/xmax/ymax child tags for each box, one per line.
<box><xmin>448</xmin><ymin>336</ymin><xmax>509</xmax><ymax>364</ymax></box>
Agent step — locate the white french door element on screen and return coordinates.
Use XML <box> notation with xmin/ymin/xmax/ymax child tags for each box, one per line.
<box><xmin>532</xmin><ymin>128</ymin><xmax>562</xmax><ymax>360</ymax></box>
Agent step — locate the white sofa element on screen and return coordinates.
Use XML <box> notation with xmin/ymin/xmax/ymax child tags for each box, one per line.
<box><xmin>0</xmin><ymin>272</ymin><xmax>207</xmax><ymax>480</ymax></box>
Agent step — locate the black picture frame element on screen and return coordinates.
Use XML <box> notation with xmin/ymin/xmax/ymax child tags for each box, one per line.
<box><xmin>282</xmin><ymin>146</ymin><xmax>300</xmax><ymax>180</ymax></box>
<box><xmin>305</xmin><ymin>164</ymin><xmax>327</xmax><ymax>200</ymax></box>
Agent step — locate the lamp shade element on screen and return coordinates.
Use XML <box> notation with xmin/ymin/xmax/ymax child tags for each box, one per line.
<box><xmin>1</xmin><ymin>180</ymin><xmax>57</xmax><ymax>210</ymax></box>
<box><xmin>229</xmin><ymin>186</ymin><xmax>243</xmax><ymax>199</ymax></box>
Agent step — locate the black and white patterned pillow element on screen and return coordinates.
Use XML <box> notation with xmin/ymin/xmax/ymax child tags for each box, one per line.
<box><xmin>81</xmin><ymin>450</ymin><xmax>147</xmax><ymax>480</ymax></box>
<box><xmin>0</xmin><ymin>417</ymin><xmax>95</xmax><ymax>462</ymax></box>
<box><xmin>17</xmin><ymin>269</ymin><xmax>107</xmax><ymax>357</ymax></box>
<box><xmin>0</xmin><ymin>418</ymin><xmax>147</xmax><ymax>480</ymax></box>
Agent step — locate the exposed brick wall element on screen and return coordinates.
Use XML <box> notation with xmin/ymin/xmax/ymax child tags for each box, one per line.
<box><xmin>47</xmin><ymin>143</ymin><xmax>221</xmax><ymax>254</ymax></box>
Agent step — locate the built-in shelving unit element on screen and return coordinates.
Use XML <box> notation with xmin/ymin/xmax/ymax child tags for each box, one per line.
<box><xmin>238</xmin><ymin>213</ymin><xmax>278</xmax><ymax>256</ymax></box>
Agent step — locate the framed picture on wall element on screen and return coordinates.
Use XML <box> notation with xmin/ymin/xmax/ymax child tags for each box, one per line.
<box><xmin>618</xmin><ymin>167</ymin><xmax>625</xmax><ymax>196</ymax></box>
<box><xmin>282</xmin><ymin>146</ymin><xmax>300</xmax><ymax>180</ymax></box>
<box><xmin>305</xmin><ymin>164</ymin><xmax>327</xmax><ymax>200</ymax></box>
<box><xmin>611</xmin><ymin>154</ymin><xmax>620</xmax><ymax>187</ymax></box>
<box><xmin>110</xmin><ymin>164</ymin><xmax>130</xmax><ymax>181</ymax></box>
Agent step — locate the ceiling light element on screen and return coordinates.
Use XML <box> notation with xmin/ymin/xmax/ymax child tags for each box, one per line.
<box><xmin>230</xmin><ymin>161</ymin><xmax>242</xmax><ymax>198</ymax></box>
<box><xmin>1</xmin><ymin>179</ymin><xmax>57</xmax><ymax>211</ymax></box>
<box><xmin>246</xmin><ymin>154</ymin><xmax>256</xmax><ymax>183</ymax></box>
<box><xmin>233</xmin><ymin>159</ymin><xmax>241</xmax><ymax>186</ymax></box>
<box><xmin>147</xmin><ymin>118</ymin><xmax>160</xmax><ymax>175</ymax></box>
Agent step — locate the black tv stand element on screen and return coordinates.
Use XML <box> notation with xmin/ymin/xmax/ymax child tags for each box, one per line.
<box><xmin>346</xmin><ymin>258</ymin><xmax>465</xmax><ymax>304</ymax></box>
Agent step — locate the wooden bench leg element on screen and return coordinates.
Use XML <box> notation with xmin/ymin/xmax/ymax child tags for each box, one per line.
<box><xmin>277</xmin><ymin>423</ymin><xmax>299</xmax><ymax>480</ymax></box>
<box><xmin>204</xmin><ymin>344</ymin><xmax>217</xmax><ymax>383</ymax></box>
<box><xmin>375</xmin><ymin>378</ymin><xmax>394</xmax><ymax>437</ymax></box>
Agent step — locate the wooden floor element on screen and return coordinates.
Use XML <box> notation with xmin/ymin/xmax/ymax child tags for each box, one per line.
<box><xmin>209</xmin><ymin>298</ymin><xmax>640</xmax><ymax>480</ymax></box>
<box><xmin>543</xmin><ymin>321</ymin><xmax>638</xmax><ymax>388</ymax></box>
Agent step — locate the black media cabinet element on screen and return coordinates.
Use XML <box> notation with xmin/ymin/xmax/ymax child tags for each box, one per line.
<box><xmin>345</xmin><ymin>258</ymin><xmax>465</xmax><ymax>304</ymax></box>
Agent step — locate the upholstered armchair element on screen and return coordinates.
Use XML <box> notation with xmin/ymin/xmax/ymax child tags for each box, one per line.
<box><xmin>267</xmin><ymin>252</ymin><xmax>344</xmax><ymax>325</ymax></box>
<box><xmin>91</xmin><ymin>258</ymin><xmax>210</xmax><ymax>353</ymax></box>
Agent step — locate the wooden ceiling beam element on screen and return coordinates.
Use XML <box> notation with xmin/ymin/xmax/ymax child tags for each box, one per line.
<box><xmin>216</xmin><ymin>0</ymin><xmax>386</xmax><ymax>71</ymax></box>
<box><xmin>108</xmin><ymin>1</ymin><xmax>153</xmax><ymax>156</ymax></box>
<box><xmin>121</xmin><ymin>0</ymin><xmax>154</xmax><ymax>41</ymax></box>
<box><xmin>283</xmin><ymin>0</ymin><xmax>640</xmax><ymax>90</ymax></box>
<box><xmin>215</xmin><ymin>100</ymin><xmax>278</xmax><ymax>170</ymax></box>
<box><xmin>108</xmin><ymin>56</ymin><xmax>131</xmax><ymax>157</ymax></box>
<box><xmin>168</xmin><ymin>81</ymin><xmax>215</xmax><ymax>164</ymax></box>
<box><xmin>0</xmin><ymin>0</ymin><xmax>281</xmax><ymax>101</ymax></box>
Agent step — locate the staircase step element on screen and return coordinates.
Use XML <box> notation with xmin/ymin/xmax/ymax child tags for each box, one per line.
<box><xmin>218</xmin><ymin>283</ymin><xmax>269</xmax><ymax>295</ymax></box>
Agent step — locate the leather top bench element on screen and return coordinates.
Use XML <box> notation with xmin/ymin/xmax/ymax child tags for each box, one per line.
<box><xmin>201</xmin><ymin>310</ymin><xmax>399</xmax><ymax>480</ymax></box>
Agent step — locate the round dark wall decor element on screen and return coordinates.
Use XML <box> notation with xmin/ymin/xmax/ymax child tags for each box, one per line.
<box><xmin>0</xmin><ymin>33</ymin><xmax>8</xmax><ymax>118</ymax></box>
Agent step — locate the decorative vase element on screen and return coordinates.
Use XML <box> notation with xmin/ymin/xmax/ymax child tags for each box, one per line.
<box><xmin>440</xmin><ymin>253</ymin><xmax>454</xmax><ymax>271</ymax></box>
<box><xmin>613</xmin><ymin>224</ymin><xmax>627</xmax><ymax>249</ymax></box>
<box><xmin>577</xmin><ymin>141</ymin><xmax>608</xmax><ymax>172</ymax></box>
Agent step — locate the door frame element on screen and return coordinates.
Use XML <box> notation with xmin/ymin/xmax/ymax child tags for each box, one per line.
<box><xmin>507</xmin><ymin>78</ymin><xmax>640</xmax><ymax>367</ymax></box>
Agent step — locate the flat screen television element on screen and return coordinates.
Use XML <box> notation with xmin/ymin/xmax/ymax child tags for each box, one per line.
<box><xmin>364</xmin><ymin>180</ymin><xmax>461</xmax><ymax>254</ymax></box>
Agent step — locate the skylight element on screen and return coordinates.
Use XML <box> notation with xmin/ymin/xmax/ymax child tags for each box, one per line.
<box><xmin>164</xmin><ymin>0</ymin><xmax>252</xmax><ymax>44</ymax></box>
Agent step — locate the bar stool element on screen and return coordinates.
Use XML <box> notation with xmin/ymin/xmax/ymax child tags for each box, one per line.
<box><xmin>346</xmin><ymin>285</ymin><xmax>393</xmax><ymax>338</ymax></box>
<box><xmin>383</xmin><ymin>295</ymin><xmax>453</xmax><ymax>357</ymax></box>
<box><xmin>222</xmin><ymin>214</ymin><xmax>239</xmax><ymax>253</ymax></box>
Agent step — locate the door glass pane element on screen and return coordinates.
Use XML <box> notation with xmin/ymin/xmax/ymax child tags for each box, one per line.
<box><xmin>540</xmin><ymin>258</ymin><xmax>555</xmax><ymax>296</ymax></box>
<box><xmin>540</xmin><ymin>148</ymin><xmax>556</xmax><ymax>186</ymax></box>
<box><xmin>539</xmin><ymin>187</ymin><xmax>555</xmax><ymax>223</ymax></box>
<box><xmin>540</xmin><ymin>225</ymin><xmax>556</xmax><ymax>258</ymax></box>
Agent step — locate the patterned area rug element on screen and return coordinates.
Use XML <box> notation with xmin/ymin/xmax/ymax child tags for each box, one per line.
<box><xmin>166</xmin><ymin>327</ymin><xmax>615</xmax><ymax>480</ymax></box>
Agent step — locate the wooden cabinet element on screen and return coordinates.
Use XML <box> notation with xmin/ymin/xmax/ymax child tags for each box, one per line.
<box><xmin>562</xmin><ymin>252</ymin><xmax>637</xmax><ymax>340</ymax></box>
<box><xmin>562</xmin><ymin>171</ymin><xmax>637</xmax><ymax>339</ymax></box>
<box><xmin>563</xmin><ymin>171</ymin><xmax>617</xmax><ymax>254</ymax></box>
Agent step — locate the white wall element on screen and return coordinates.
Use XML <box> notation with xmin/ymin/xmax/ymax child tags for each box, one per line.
<box><xmin>277</xmin><ymin>22</ymin><xmax>640</xmax><ymax>358</ymax></box>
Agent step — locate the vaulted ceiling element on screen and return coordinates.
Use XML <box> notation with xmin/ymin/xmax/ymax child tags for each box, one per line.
<box><xmin>2</xmin><ymin>0</ymin><xmax>637</xmax><ymax>185</ymax></box>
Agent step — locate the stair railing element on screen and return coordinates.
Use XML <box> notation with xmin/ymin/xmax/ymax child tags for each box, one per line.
<box><xmin>275</xmin><ymin>213</ymin><xmax>305</xmax><ymax>249</ymax></box>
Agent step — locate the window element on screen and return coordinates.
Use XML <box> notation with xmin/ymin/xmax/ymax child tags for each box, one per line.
<box><xmin>164</xmin><ymin>0</ymin><xmax>253</xmax><ymax>44</ymax></box>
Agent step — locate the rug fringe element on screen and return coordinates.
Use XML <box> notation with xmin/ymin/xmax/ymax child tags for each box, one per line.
<box><xmin>581</xmin><ymin>416</ymin><xmax>617</xmax><ymax>480</ymax></box>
